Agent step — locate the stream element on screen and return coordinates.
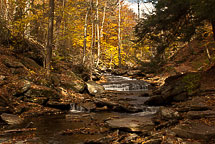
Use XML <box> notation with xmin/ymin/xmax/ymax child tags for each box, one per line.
<box><xmin>0</xmin><ymin>74</ymin><xmax>158</xmax><ymax>144</ymax></box>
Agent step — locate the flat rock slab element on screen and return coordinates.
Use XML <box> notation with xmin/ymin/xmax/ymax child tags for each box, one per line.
<box><xmin>46</xmin><ymin>101</ymin><xmax>71</xmax><ymax>110</ymax></box>
<box><xmin>172</xmin><ymin>122</ymin><xmax>215</xmax><ymax>141</ymax></box>
<box><xmin>187</xmin><ymin>110</ymin><xmax>215</xmax><ymax>119</ymax></box>
<box><xmin>106</xmin><ymin>116</ymin><xmax>155</xmax><ymax>132</ymax></box>
<box><xmin>1</xmin><ymin>113</ymin><xmax>24</xmax><ymax>125</ymax></box>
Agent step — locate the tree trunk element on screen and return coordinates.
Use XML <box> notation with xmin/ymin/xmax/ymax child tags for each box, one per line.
<box><xmin>118</xmin><ymin>0</ymin><xmax>121</xmax><ymax>67</ymax></box>
<box><xmin>62</xmin><ymin>0</ymin><xmax>67</xmax><ymax>53</ymax></box>
<box><xmin>25</xmin><ymin>0</ymin><xmax>31</xmax><ymax>38</ymax></box>
<box><xmin>137</xmin><ymin>0</ymin><xmax>140</xmax><ymax>19</ymax></box>
<box><xmin>1</xmin><ymin>0</ymin><xmax>3</xmax><ymax>16</ymax></box>
<box><xmin>5</xmin><ymin>0</ymin><xmax>9</xmax><ymax>22</ymax></box>
<box><xmin>45</xmin><ymin>0</ymin><xmax>54</xmax><ymax>75</ymax></box>
<box><xmin>55</xmin><ymin>0</ymin><xmax>65</xmax><ymax>54</ymax></box>
<box><xmin>13</xmin><ymin>0</ymin><xmax>18</xmax><ymax>21</ymax></box>
<box><xmin>100</xmin><ymin>1</ymin><xmax>107</xmax><ymax>39</ymax></box>
<box><xmin>83</xmin><ymin>6</ymin><xmax>90</xmax><ymax>64</ymax></box>
<box><xmin>211</xmin><ymin>20</ymin><xmax>215</xmax><ymax>41</ymax></box>
<box><xmin>55</xmin><ymin>15</ymin><xmax>62</xmax><ymax>53</ymax></box>
<box><xmin>96</xmin><ymin>0</ymin><xmax>101</xmax><ymax>67</ymax></box>
<box><xmin>206</xmin><ymin>46</ymin><xmax>211</xmax><ymax>63</ymax></box>
<box><xmin>90</xmin><ymin>22</ymin><xmax>94</xmax><ymax>81</ymax></box>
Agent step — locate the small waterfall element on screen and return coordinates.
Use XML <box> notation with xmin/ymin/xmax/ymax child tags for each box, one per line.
<box><xmin>102</xmin><ymin>74</ymin><xmax>150</xmax><ymax>92</ymax></box>
<box><xmin>69</xmin><ymin>103</ymin><xmax>86</xmax><ymax>113</ymax></box>
<box><xmin>132</xmin><ymin>106</ymin><xmax>160</xmax><ymax>116</ymax></box>
<box><xmin>104</xmin><ymin>74</ymin><xmax>136</xmax><ymax>82</ymax></box>
<box><xmin>102</xmin><ymin>82</ymin><xmax>149</xmax><ymax>91</ymax></box>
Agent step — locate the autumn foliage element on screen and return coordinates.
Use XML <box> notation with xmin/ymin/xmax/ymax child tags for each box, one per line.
<box><xmin>0</xmin><ymin>0</ymin><xmax>137</xmax><ymax>69</ymax></box>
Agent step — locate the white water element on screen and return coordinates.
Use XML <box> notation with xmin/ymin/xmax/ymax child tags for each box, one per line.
<box><xmin>69</xmin><ymin>103</ymin><xmax>86</xmax><ymax>113</ymax></box>
<box><xmin>102</xmin><ymin>74</ymin><xmax>149</xmax><ymax>91</ymax></box>
<box><xmin>104</xmin><ymin>74</ymin><xmax>136</xmax><ymax>82</ymax></box>
<box><xmin>132</xmin><ymin>106</ymin><xmax>160</xmax><ymax>116</ymax></box>
<box><xmin>102</xmin><ymin>83</ymin><xmax>149</xmax><ymax>91</ymax></box>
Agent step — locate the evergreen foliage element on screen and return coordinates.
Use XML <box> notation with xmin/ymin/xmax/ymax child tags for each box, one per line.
<box><xmin>135</xmin><ymin>0</ymin><xmax>215</xmax><ymax>56</ymax></box>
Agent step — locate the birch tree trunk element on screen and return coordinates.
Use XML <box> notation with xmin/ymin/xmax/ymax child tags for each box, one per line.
<box><xmin>100</xmin><ymin>1</ymin><xmax>107</xmax><ymax>39</ymax></box>
<box><xmin>13</xmin><ymin>0</ymin><xmax>18</xmax><ymax>20</ymax></box>
<box><xmin>83</xmin><ymin>6</ymin><xmax>90</xmax><ymax>64</ymax></box>
<box><xmin>96</xmin><ymin>0</ymin><xmax>101</xmax><ymax>67</ymax></box>
<box><xmin>118</xmin><ymin>0</ymin><xmax>121</xmax><ymax>67</ymax></box>
<box><xmin>25</xmin><ymin>0</ymin><xmax>31</xmax><ymax>38</ymax></box>
<box><xmin>206</xmin><ymin>46</ymin><xmax>211</xmax><ymax>63</ymax></box>
<box><xmin>5</xmin><ymin>0</ymin><xmax>9</xmax><ymax>22</ymax></box>
<box><xmin>90</xmin><ymin>22</ymin><xmax>94</xmax><ymax>80</ymax></box>
<box><xmin>45</xmin><ymin>0</ymin><xmax>54</xmax><ymax>75</ymax></box>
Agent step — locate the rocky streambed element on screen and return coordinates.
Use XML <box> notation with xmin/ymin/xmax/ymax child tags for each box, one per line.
<box><xmin>1</xmin><ymin>74</ymin><xmax>215</xmax><ymax>144</ymax></box>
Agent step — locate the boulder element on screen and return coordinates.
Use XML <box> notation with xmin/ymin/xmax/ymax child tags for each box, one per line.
<box><xmin>46</xmin><ymin>101</ymin><xmax>71</xmax><ymax>110</ymax></box>
<box><xmin>92</xmin><ymin>71</ymin><xmax>101</xmax><ymax>81</ymax></box>
<box><xmin>51</xmin><ymin>74</ymin><xmax>61</xmax><ymax>86</ymax></box>
<box><xmin>144</xmin><ymin>95</ymin><xmax>164</xmax><ymax>106</ymax></box>
<box><xmin>24</xmin><ymin>85</ymin><xmax>61</xmax><ymax>104</ymax></box>
<box><xmin>86</xmin><ymin>81</ymin><xmax>105</xmax><ymax>96</ymax></box>
<box><xmin>127</xmin><ymin>70</ymin><xmax>145</xmax><ymax>77</ymax></box>
<box><xmin>172</xmin><ymin>122</ymin><xmax>215</xmax><ymax>141</ymax></box>
<box><xmin>59</xmin><ymin>72</ymin><xmax>86</xmax><ymax>93</ymax></box>
<box><xmin>112</xmin><ymin>69</ymin><xmax>127</xmax><ymax>75</ymax></box>
<box><xmin>13</xmin><ymin>38</ymin><xmax>45</xmax><ymax>66</ymax></box>
<box><xmin>145</xmin><ymin>73</ymin><xmax>201</xmax><ymax>105</ymax></box>
<box><xmin>25</xmin><ymin>86</ymin><xmax>60</xmax><ymax>99</ymax></box>
<box><xmin>13</xmin><ymin>80</ymin><xmax>31</xmax><ymax>96</ymax></box>
<box><xmin>20</xmin><ymin>56</ymin><xmax>42</xmax><ymax>71</ymax></box>
<box><xmin>3</xmin><ymin>58</ymin><xmax>24</xmax><ymax>68</ymax></box>
<box><xmin>0</xmin><ymin>113</ymin><xmax>23</xmax><ymax>125</ymax></box>
<box><xmin>0</xmin><ymin>75</ymin><xmax>6</xmax><ymax>86</ymax></box>
<box><xmin>0</xmin><ymin>75</ymin><xmax>6</xmax><ymax>81</ymax></box>
<box><xmin>158</xmin><ymin>107</ymin><xmax>180</xmax><ymax>120</ymax></box>
<box><xmin>81</xmin><ymin>102</ymin><xmax>97</xmax><ymax>112</ymax></box>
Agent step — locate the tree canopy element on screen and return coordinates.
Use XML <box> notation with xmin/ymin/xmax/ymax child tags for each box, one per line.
<box><xmin>135</xmin><ymin>0</ymin><xmax>215</xmax><ymax>56</ymax></box>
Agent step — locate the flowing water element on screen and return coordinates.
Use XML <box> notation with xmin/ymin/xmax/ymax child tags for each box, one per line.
<box><xmin>69</xmin><ymin>103</ymin><xmax>88</xmax><ymax>113</ymax></box>
<box><xmin>102</xmin><ymin>74</ymin><xmax>150</xmax><ymax>91</ymax></box>
<box><xmin>0</xmin><ymin>74</ymin><xmax>159</xmax><ymax>144</ymax></box>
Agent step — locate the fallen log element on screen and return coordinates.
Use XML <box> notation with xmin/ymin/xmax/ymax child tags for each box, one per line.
<box><xmin>0</xmin><ymin>128</ymin><xmax>36</xmax><ymax>136</ymax></box>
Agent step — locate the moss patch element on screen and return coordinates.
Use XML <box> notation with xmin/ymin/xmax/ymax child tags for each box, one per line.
<box><xmin>182</xmin><ymin>73</ymin><xmax>201</xmax><ymax>95</ymax></box>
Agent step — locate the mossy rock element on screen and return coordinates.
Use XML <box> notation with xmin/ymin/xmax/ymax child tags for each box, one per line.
<box><xmin>182</xmin><ymin>73</ymin><xmax>201</xmax><ymax>95</ymax></box>
<box><xmin>146</xmin><ymin>72</ymin><xmax>201</xmax><ymax>105</ymax></box>
<box><xmin>13</xmin><ymin>80</ymin><xmax>31</xmax><ymax>96</ymax></box>
<box><xmin>163</xmin><ymin>72</ymin><xmax>201</xmax><ymax>96</ymax></box>
<box><xmin>24</xmin><ymin>85</ymin><xmax>61</xmax><ymax>101</ymax></box>
<box><xmin>20</xmin><ymin>56</ymin><xmax>42</xmax><ymax>71</ymax></box>
<box><xmin>3</xmin><ymin>58</ymin><xmax>24</xmax><ymax>68</ymax></box>
<box><xmin>59</xmin><ymin>71</ymin><xmax>86</xmax><ymax>92</ymax></box>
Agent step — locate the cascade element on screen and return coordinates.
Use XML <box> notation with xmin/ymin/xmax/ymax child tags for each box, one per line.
<box><xmin>102</xmin><ymin>74</ymin><xmax>149</xmax><ymax>91</ymax></box>
<box><xmin>69</xmin><ymin>103</ymin><xmax>86</xmax><ymax>113</ymax></box>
